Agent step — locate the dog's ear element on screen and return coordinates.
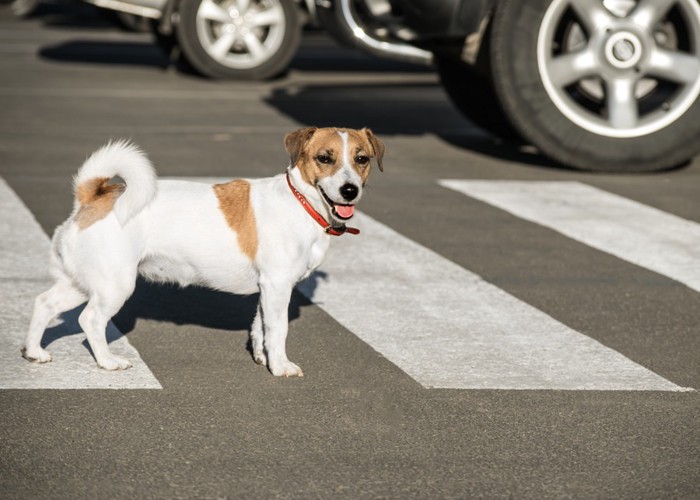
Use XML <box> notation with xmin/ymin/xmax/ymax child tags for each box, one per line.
<box><xmin>284</xmin><ymin>127</ymin><xmax>318</xmax><ymax>166</ymax></box>
<box><xmin>362</xmin><ymin>128</ymin><xmax>384</xmax><ymax>172</ymax></box>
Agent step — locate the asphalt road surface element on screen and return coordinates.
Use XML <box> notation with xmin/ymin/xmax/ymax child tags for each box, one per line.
<box><xmin>1</xmin><ymin>3</ymin><xmax>699</xmax><ymax>498</ymax></box>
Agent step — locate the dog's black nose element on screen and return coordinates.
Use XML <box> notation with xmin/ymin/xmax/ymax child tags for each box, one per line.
<box><xmin>340</xmin><ymin>183</ymin><xmax>359</xmax><ymax>202</ymax></box>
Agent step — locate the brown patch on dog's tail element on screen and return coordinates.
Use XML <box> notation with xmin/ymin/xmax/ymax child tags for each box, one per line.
<box><xmin>74</xmin><ymin>177</ymin><xmax>126</xmax><ymax>229</ymax></box>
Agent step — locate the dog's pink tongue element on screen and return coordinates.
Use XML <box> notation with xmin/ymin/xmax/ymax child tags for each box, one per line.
<box><xmin>335</xmin><ymin>205</ymin><xmax>355</xmax><ymax>218</ymax></box>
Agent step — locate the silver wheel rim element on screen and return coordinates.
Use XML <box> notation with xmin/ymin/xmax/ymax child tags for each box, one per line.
<box><xmin>537</xmin><ymin>0</ymin><xmax>700</xmax><ymax>138</ymax></box>
<box><xmin>196</xmin><ymin>0</ymin><xmax>286</xmax><ymax>70</ymax></box>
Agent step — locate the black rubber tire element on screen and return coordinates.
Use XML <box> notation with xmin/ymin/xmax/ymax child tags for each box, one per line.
<box><xmin>436</xmin><ymin>56</ymin><xmax>521</xmax><ymax>140</ymax></box>
<box><xmin>489</xmin><ymin>0</ymin><xmax>700</xmax><ymax>172</ymax></box>
<box><xmin>176</xmin><ymin>0</ymin><xmax>301</xmax><ymax>80</ymax></box>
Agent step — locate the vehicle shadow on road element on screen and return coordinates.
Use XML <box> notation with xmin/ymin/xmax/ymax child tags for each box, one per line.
<box><xmin>39</xmin><ymin>41</ymin><xmax>171</xmax><ymax>68</ymax></box>
<box><xmin>264</xmin><ymin>83</ymin><xmax>563</xmax><ymax>170</ymax></box>
<box><xmin>37</xmin><ymin>37</ymin><xmax>434</xmax><ymax>75</ymax></box>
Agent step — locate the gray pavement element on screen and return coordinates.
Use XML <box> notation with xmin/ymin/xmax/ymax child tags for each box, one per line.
<box><xmin>1</xmin><ymin>3</ymin><xmax>700</xmax><ymax>498</ymax></box>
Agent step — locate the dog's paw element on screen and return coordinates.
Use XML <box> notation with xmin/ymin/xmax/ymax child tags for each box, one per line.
<box><xmin>253</xmin><ymin>350</ymin><xmax>267</xmax><ymax>366</ymax></box>
<box><xmin>21</xmin><ymin>346</ymin><xmax>52</xmax><ymax>364</ymax></box>
<box><xmin>97</xmin><ymin>355</ymin><xmax>132</xmax><ymax>371</ymax></box>
<box><xmin>269</xmin><ymin>360</ymin><xmax>304</xmax><ymax>378</ymax></box>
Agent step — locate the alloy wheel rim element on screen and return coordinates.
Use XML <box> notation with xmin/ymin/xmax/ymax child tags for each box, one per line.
<box><xmin>196</xmin><ymin>0</ymin><xmax>286</xmax><ymax>69</ymax></box>
<box><xmin>537</xmin><ymin>0</ymin><xmax>700</xmax><ymax>138</ymax></box>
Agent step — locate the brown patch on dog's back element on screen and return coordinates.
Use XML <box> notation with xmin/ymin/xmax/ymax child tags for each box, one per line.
<box><xmin>75</xmin><ymin>177</ymin><xmax>126</xmax><ymax>230</ymax></box>
<box><xmin>214</xmin><ymin>180</ymin><xmax>258</xmax><ymax>261</ymax></box>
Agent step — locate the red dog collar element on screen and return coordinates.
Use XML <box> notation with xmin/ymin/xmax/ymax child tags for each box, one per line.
<box><xmin>286</xmin><ymin>172</ymin><xmax>360</xmax><ymax>236</ymax></box>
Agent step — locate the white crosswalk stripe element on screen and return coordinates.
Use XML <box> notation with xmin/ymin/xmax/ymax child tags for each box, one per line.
<box><xmin>439</xmin><ymin>180</ymin><xmax>700</xmax><ymax>293</ymax></box>
<box><xmin>297</xmin><ymin>213</ymin><xmax>687</xmax><ymax>391</ymax></box>
<box><xmin>0</xmin><ymin>178</ymin><xmax>162</xmax><ymax>389</ymax></box>
<box><xmin>0</xmin><ymin>177</ymin><xmax>692</xmax><ymax>391</ymax></box>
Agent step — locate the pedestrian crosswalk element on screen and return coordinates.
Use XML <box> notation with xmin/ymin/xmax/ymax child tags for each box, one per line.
<box><xmin>0</xmin><ymin>177</ymin><xmax>695</xmax><ymax>391</ymax></box>
<box><xmin>0</xmin><ymin>178</ymin><xmax>161</xmax><ymax>389</ymax></box>
<box><xmin>297</xmin><ymin>212</ymin><xmax>685</xmax><ymax>391</ymax></box>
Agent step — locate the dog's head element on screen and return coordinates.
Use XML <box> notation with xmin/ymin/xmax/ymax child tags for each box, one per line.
<box><xmin>284</xmin><ymin>127</ymin><xmax>384</xmax><ymax>221</ymax></box>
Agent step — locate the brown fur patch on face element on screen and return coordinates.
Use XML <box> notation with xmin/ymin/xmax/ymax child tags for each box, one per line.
<box><xmin>75</xmin><ymin>177</ymin><xmax>126</xmax><ymax>230</ymax></box>
<box><xmin>284</xmin><ymin>127</ymin><xmax>318</xmax><ymax>167</ymax></box>
<box><xmin>360</xmin><ymin>128</ymin><xmax>384</xmax><ymax>172</ymax></box>
<box><xmin>286</xmin><ymin>127</ymin><xmax>384</xmax><ymax>187</ymax></box>
<box><xmin>214</xmin><ymin>180</ymin><xmax>258</xmax><ymax>261</ymax></box>
<box><xmin>344</xmin><ymin>128</ymin><xmax>383</xmax><ymax>183</ymax></box>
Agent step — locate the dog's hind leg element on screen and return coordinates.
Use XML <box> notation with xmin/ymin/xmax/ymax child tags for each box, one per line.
<box><xmin>78</xmin><ymin>277</ymin><xmax>136</xmax><ymax>371</ymax></box>
<box><xmin>22</xmin><ymin>280</ymin><xmax>87</xmax><ymax>363</ymax></box>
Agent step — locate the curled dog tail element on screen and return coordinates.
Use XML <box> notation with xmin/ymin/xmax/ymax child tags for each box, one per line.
<box><xmin>73</xmin><ymin>140</ymin><xmax>157</xmax><ymax>226</ymax></box>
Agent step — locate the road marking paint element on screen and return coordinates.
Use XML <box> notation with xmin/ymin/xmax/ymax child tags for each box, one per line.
<box><xmin>439</xmin><ymin>180</ymin><xmax>700</xmax><ymax>293</ymax></box>
<box><xmin>0</xmin><ymin>178</ymin><xmax>161</xmax><ymax>389</ymax></box>
<box><xmin>297</xmin><ymin>213</ymin><xmax>688</xmax><ymax>390</ymax></box>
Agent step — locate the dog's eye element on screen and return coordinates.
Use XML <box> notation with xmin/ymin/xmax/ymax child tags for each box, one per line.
<box><xmin>316</xmin><ymin>154</ymin><xmax>334</xmax><ymax>165</ymax></box>
<box><xmin>355</xmin><ymin>155</ymin><xmax>370</xmax><ymax>166</ymax></box>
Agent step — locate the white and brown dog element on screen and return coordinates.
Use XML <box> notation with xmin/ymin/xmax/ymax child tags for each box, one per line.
<box><xmin>22</xmin><ymin>127</ymin><xmax>384</xmax><ymax>377</ymax></box>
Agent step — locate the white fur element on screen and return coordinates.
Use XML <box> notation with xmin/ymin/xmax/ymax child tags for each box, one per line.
<box><xmin>22</xmin><ymin>136</ymin><xmax>366</xmax><ymax>377</ymax></box>
<box><xmin>73</xmin><ymin>140</ymin><xmax>156</xmax><ymax>226</ymax></box>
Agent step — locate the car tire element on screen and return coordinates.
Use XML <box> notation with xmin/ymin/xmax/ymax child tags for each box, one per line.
<box><xmin>176</xmin><ymin>0</ymin><xmax>301</xmax><ymax>79</ymax></box>
<box><xmin>436</xmin><ymin>56</ymin><xmax>520</xmax><ymax>140</ymax></box>
<box><xmin>490</xmin><ymin>0</ymin><xmax>700</xmax><ymax>172</ymax></box>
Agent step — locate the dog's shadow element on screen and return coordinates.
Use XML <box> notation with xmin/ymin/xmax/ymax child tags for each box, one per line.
<box><xmin>43</xmin><ymin>272</ymin><xmax>327</xmax><ymax>358</ymax></box>
<box><xmin>114</xmin><ymin>280</ymin><xmax>262</xmax><ymax>334</ymax></box>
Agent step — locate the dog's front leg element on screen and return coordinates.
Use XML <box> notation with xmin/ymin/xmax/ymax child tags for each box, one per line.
<box><xmin>250</xmin><ymin>301</ymin><xmax>266</xmax><ymax>366</ymax></box>
<box><xmin>259</xmin><ymin>277</ymin><xmax>303</xmax><ymax>377</ymax></box>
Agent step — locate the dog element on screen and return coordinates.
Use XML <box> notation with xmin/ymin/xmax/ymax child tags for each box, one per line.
<box><xmin>21</xmin><ymin>127</ymin><xmax>384</xmax><ymax>377</ymax></box>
